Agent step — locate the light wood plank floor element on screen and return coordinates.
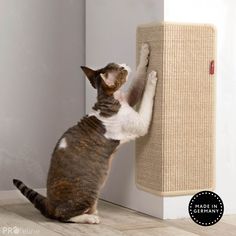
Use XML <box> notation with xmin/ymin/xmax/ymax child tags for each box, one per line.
<box><xmin>0</xmin><ymin>199</ymin><xmax>235</xmax><ymax>236</ymax></box>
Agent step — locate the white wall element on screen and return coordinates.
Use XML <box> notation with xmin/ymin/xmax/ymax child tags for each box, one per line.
<box><xmin>86</xmin><ymin>0</ymin><xmax>236</xmax><ymax>219</ymax></box>
<box><xmin>86</xmin><ymin>0</ymin><xmax>165</xmax><ymax>218</ymax></box>
<box><xmin>0</xmin><ymin>0</ymin><xmax>85</xmax><ymax>190</ymax></box>
<box><xmin>163</xmin><ymin>0</ymin><xmax>236</xmax><ymax>218</ymax></box>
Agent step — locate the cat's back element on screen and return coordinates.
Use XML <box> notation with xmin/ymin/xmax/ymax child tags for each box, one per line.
<box><xmin>47</xmin><ymin>115</ymin><xmax>120</xmax><ymax>194</ymax></box>
<box><xmin>53</xmin><ymin>115</ymin><xmax>120</xmax><ymax>158</ymax></box>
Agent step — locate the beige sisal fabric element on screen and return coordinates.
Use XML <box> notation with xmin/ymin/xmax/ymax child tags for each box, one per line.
<box><xmin>136</xmin><ymin>23</ymin><xmax>216</xmax><ymax>196</ymax></box>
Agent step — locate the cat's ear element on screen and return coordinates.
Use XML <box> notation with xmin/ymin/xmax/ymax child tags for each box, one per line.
<box><xmin>81</xmin><ymin>66</ymin><xmax>97</xmax><ymax>88</ymax></box>
<box><xmin>100</xmin><ymin>73</ymin><xmax>115</xmax><ymax>87</ymax></box>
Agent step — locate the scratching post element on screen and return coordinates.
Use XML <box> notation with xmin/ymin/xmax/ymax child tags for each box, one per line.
<box><xmin>136</xmin><ymin>23</ymin><xmax>216</xmax><ymax>196</ymax></box>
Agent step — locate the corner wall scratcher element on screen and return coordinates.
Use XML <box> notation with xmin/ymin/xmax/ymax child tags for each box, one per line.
<box><xmin>135</xmin><ymin>22</ymin><xmax>216</xmax><ymax>196</ymax></box>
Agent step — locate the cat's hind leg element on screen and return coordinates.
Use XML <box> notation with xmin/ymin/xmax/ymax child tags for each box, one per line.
<box><xmin>87</xmin><ymin>200</ymin><xmax>98</xmax><ymax>215</ymax></box>
<box><xmin>67</xmin><ymin>200</ymin><xmax>99</xmax><ymax>224</ymax></box>
<box><xmin>53</xmin><ymin>201</ymin><xmax>100</xmax><ymax>224</ymax></box>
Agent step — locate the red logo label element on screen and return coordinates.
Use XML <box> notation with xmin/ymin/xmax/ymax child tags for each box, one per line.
<box><xmin>210</xmin><ymin>60</ymin><xmax>215</xmax><ymax>75</ymax></box>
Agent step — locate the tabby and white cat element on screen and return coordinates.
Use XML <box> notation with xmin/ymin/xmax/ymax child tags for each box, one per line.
<box><xmin>13</xmin><ymin>43</ymin><xmax>158</xmax><ymax>224</ymax></box>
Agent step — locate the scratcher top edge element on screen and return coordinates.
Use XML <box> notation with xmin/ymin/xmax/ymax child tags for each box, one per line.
<box><xmin>137</xmin><ymin>21</ymin><xmax>216</xmax><ymax>32</ymax></box>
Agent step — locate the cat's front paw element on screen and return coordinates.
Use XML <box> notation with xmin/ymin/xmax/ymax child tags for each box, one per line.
<box><xmin>139</xmin><ymin>43</ymin><xmax>149</xmax><ymax>67</ymax></box>
<box><xmin>148</xmin><ymin>71</ymin><xmax>158</xmax><ymax>85</ymax></box>
<box><xmin>141</xmin><ymin>43</ymin><xmax>149</xmax><ymax>56</ymax></box>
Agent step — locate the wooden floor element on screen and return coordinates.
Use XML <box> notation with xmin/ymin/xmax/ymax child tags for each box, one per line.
<box><xmin>0</xmin><ymin>198</ymin><xmax>235</xmax><ymax>236</ymax></box>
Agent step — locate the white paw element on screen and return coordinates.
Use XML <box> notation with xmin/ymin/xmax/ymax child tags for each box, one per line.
<box><xmin>69</xmin><ymin>214</ymin><xmax>100</xmax><ymax>224</ymax></box>
<box><xmin>148</xmin><ymin>71</ymin><xmax>158</xmax><ymax>85</ymax></box>
<box><xmin>139</xmin><ymin>43</ymin><xmax>149</xmax><ymax>67</ymax></box>
<box><xmin>86</xmin><ymin>215</ymin><xmax>100</xmax><ymax>224</ymax></box>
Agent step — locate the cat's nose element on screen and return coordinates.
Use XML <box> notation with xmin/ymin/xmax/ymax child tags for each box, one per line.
<box><xmin>119</xmin><ymin>64</ymin><xmax>131</xmax><ymax>73</ymax></box>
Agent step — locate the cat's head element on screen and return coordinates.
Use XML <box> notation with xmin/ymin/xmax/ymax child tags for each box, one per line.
<box><xmin>81</xmin><ymin>63</ymin><xmax>131</xmax><ymax>96</ymax></box>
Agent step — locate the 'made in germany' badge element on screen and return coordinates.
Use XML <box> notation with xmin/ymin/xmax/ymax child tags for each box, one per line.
<box><xmin>188</xmin><ymin>191</ymin><xmax>224</xmax><ymax>226</ymax></box>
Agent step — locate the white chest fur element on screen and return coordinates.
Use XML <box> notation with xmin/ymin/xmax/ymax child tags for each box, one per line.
<box><xmin>88</xmin><ymin>69</ymin><xmax>158</xmax><ymax>145</ymax></box>
<box><xmin>89</xmin><ymin>102</ymin><xmax>137</xmax><ymax>144</ymax></box>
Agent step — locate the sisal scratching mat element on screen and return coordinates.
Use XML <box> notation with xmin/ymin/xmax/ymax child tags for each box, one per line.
<box><xmin>136</xmin><ymin>23</ymin><xmax>216</xmax><ymax>196</ymax></box>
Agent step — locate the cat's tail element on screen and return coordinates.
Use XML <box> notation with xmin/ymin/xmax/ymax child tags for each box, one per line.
<box><xmin>12</xmin><ymin>179</ymin><xmax>51</xmax><ymax>218</ymax></box>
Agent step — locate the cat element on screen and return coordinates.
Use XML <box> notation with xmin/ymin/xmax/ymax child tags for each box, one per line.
<box><xmin>13</xmin><ymin>43</ymin><xmax>158</xmax><ymax>224</ymax></box>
